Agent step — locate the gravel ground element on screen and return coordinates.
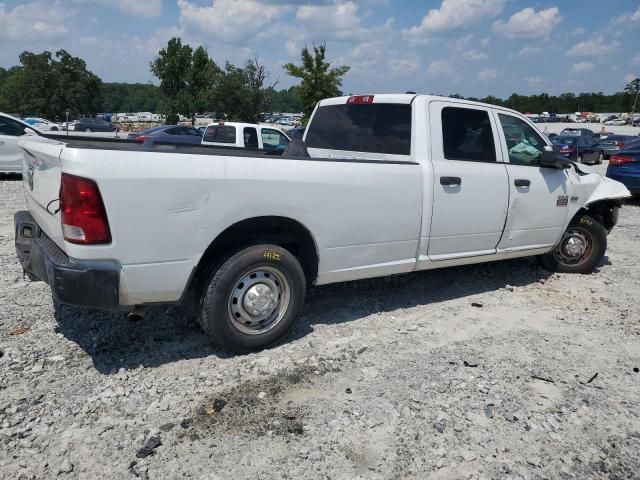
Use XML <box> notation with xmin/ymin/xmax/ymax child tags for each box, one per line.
<box><xmin>1</xmin><ymin>167</ymin><xmax>639</xmax><ymax>480</ymax></box>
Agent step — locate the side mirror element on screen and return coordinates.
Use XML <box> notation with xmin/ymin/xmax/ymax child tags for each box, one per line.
<box><xmin>540</xmin><ymin>146</ymin><xmax>572</xmax><ymax>169</ymax></box>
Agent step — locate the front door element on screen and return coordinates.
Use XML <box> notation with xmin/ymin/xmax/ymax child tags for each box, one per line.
<box><xmin>493</xmin><ymin>111</ymin><xmax>570</xmax><ymax>251</ymax></box>
<box><xmin>427</xmin><ymin>102</ymin><xmax>509</xmax><ymax>260</ymax></box>
<box><xmin>0</xmin><ymin>116</ymin><xmax>26</xmax><ymax>173</ymax></box>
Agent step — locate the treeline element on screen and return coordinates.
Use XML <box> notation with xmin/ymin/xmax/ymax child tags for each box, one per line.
<box><xmin>458</xmin><ymin>90</ymin><xmax>639</xmax><ymax>114</ymax></box>
<box><xmin>1</xmin><ymin>45</ymin><xmax>637</xmax><ymax>121</ymax></box>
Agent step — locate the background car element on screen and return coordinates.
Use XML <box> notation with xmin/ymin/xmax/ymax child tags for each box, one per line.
<box><xmin>560</xmin><ymin>127</ymin><xmax>596</xmax><ymax>137</ymax></box>
<box><xmin>75</xmin><ymin>117</ymin><xmax>114</xmax><ymax>132</ymax></box>
<box><xmin>285</xmin><ymin>126</ymin><xmax>305</xmax><ymax>140</ymax></box>
<box><xmin>606</xmin><ymin>139</ymin><xmax>640</xmax><ymax>195</ymax></box>
<box><xmin>598</xmin><ymin>135</ymin><xmax>634</xmax><ymax>159</ymax></box>
<box><xmin>23</xmin><ymin>117</ymin><xmax>60</xmax><ymax>131</ymax></box>
<box><xmin>127</xmin><ymin>125</ymin><xmax>203</xmax><ymax>145</ymax></box>
<box><xmin>550</xmin><ymin>135</ymin><xmax>604</xmax><ymax>164</ymax></box>
<box><xmin>0</xmin><ymin>112</ymin><xmax>39</xmax><ymax>174</ymax></box>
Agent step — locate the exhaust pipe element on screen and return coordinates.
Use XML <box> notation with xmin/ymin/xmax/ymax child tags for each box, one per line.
<box><xmin>127</xmin><ymin>305</ymin><xmax>148</xmax><ymax>322</ymax></box>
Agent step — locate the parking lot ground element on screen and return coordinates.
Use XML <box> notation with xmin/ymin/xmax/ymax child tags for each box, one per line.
<box><xmin>1</xmin><ymin>166</ymin><xmax>639</xmax><ymax>479</ymax></box>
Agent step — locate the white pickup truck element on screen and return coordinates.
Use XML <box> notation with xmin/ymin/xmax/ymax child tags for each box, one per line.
<box><xmin>14</xmin><ymin>94</ymin><xmax>630</xmax><ymax>352</ymax></box>
<box><xmin>201</xmin><ymin>122</ymin><xmax>291</xmax><ymax>151</ymax></box>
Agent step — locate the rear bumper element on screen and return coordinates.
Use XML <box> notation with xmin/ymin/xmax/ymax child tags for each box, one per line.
<box><xmin>14</xmin><ymin>211</ymin><xmax>120</xmax><ymax>309</ymax></box>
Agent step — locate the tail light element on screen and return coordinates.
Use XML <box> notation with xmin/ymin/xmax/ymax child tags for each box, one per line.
<box><xmin>559</xmin><ymin>146</ymin><xmax>575</xmax><ymax>153</ymax></box>
<box><xmin>134</xmin><ymin>135</ymin><xmax>148</xmax><ymax>142</ymax></box>
<box><xmin>60</xmin><ymin>174</ymin><xmax>111</xmax><ymax>244</ymax></box>
<box><xmin>609</xmin><ymin>155</ymin><xmax>635</xmax><ymax>166</ymax></box>
<box><xmin>613</xmin><ymin>141</ymin><xmax>625</xmax><ymax>148</ymax></box>
<box><xmin>346</xmin><ymin>95</ymin><xmax>375</xmax><ymax>105</ymax></box>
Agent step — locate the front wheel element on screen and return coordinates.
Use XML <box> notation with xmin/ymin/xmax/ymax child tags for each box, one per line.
<box><xmin>198</xmin><ymin>244</ymin><xmax>306</xmax><ymax>353</ymax></box>
<box><xmin>538</xmin><ymin>215</ymin><xmax>607</xmax><ymax>274</ymax></box>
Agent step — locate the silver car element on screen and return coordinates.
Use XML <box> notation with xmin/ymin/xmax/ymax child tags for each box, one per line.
<box><xmin>0</xmin><ymin>113</ymin><xmax>39</xmax><ymax>174</ymax></box>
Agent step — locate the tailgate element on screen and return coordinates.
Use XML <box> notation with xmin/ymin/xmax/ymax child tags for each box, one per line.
<box><xmin>18</xmin><ymin>135</ymin><xmax>66</xmax><ymax>249</ymax></box>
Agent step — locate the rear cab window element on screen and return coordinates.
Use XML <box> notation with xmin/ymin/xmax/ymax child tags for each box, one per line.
<box><xmin>441</xmin><ymin>107</ymin><xmax>496</xmax><ymax>163</ymax></box>
<box><xmin>203</xmin><ymin>125</ymin><xmax>237</xmax><ymax>143</ymax></box>
<box><xmin>305</xmin><ymin>101</ymin><xmax>412</xmax><ymax>157</ymax></box>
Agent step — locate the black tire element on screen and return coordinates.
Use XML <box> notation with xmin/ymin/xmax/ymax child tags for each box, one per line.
<box><xmin>198</xmin><ymin>244</ymin><xmax>306</xmax><ymax>353</ymax></box>
<box><xmin>538</xmin><ymin>215</ymin><xmax>607</xmax><ymax>274</ymax></box>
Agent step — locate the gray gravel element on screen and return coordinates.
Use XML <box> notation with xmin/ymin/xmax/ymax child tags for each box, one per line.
<box><xmin>1</xmin><ymin>169</ymin><xmax>639</xmax><ymax>479</ymax></box>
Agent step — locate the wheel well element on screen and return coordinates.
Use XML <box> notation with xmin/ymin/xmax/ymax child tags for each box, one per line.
<box><xmin>190</xmin><ymin>216</ymin><xmax>319</xmax><ymax>294</ymax></box>
<box><xmin>570</xmin><ymin>199</ymin><xmax>620</xmax><ymax>232</ymax></box>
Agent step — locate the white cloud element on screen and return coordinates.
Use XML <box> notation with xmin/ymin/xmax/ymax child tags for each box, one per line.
<box><xmin>462</xmin><ymin>49</ymin><xmax>488</xmax><ymax>61</ymax></box>
<box><xmin>94</xmin><ymin>0</ymin><xmax>162</xmax><ymax>17</ymax></box>
<box><xmin>571</xmin><ymin>27</ymin><xmax>587</xmax><ymax>35</ymax></box>
<box><xmin>478</xmin><ymin>67</ymin><xmax>497</xmax><ymax>80</ymax></box>
<box><xmin>406</xmin><ymin>0</ymin><xmax>504</xmax><ymax>35</ymax></box>
<box><xmin>391</xmin><ymin>57</ymin><xmax>419</xmax><ymax>74</ymax></box>
<box><xmin>632</xmin><ymin>54</ymin><xmax>640</xmax><ymax>66</ymax></box>
<box><xmin>572</xmin><ymin>62</ymin><xmax>594</xmax><ymax>73</ymax></box>
<box><xmin>566</xmin><ymin>37</ymin><xmax>620</xmax><ymax>56</ymax></box>
<box><xmin>525</xmin><ymin>76</ymin><xmax>542</xmax><ymax>85</ymax></box>
<box><xmin>625</xmin><ymin>74</ymin><xmax>639</xmax><ymax>83</ymax></box>
<box><xmin>178</xmin><ymin>0</ymin><xmax>288</xmax><ymax>42</ymax></box>
<box><xmin>493</xmin><ymin>7</ymin><xmax>562</xmax><ymax>38</ymax></box>
<box><xmin>517</xmin><ymin>46</ymin><xmax>543</xmax><ymax>56</ymax></box>
<box><xmin>427</xmin><ymin>59</ymin><xmax>451</xmax><ymax>75</ymax></box>
<box><xmin>633</xmin><ymin>7</ymin><xmax>640</xmax><ymax>22</ymax></box>
<box><xmin>0</xmin><ymin>1</ymin><xmax>71</xmax><ymax>39</ymax></box>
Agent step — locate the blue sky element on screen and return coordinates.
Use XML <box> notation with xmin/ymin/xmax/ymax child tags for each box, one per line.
<box><xmin>0</xmin><ymin>0</ymin><xmax>638</xmax><ymax>98</ymax></box>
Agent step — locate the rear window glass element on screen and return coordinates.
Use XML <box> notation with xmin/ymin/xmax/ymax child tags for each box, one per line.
<box><xmin>441</xmin><ymin>107</ymin><xmax>496</xmax><ymax>162</ymax></box>
<box><xmin>551</xmin><ymin>136</ymin><xmax>576</xmax><ymax>145</ymax></box>
<box><xmin>203</xmin><ymin>125</ymin><xmax>236</xmax><ymax>143</ymax></box>
<box><xmin>305</xmin><ymin>103</ymin><xmax>411</xmax><ymax>155</ymax></box>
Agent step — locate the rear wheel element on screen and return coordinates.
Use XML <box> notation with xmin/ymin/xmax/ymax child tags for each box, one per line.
<box><xmin>198</xmin><ymin>244</ymin><xmax>306</xmax><ymax>353</ymax></box>
<box><xmin>539</xmin><ymin>215</ymin><xmax>607</xmax><ymax>274</ymax></box>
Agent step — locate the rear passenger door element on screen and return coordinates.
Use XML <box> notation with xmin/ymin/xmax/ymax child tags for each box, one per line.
<box><xmin>427</xmin><ymin>102</ymin><xmax>509</xmax><ymax>260</ymax></box>
<box><xmin>493</xmin><ymin>111</ymin><xmax>569</xmax><ymax>251</ymax></box>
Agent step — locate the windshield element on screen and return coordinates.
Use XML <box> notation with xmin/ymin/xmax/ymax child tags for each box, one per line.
<box><xmin>551</xmin><ymin>136</ymin><xmax>577</xmax><ymax>145</ymax></box>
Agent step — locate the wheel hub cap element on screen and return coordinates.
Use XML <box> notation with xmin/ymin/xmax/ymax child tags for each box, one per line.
<box><xmin>243</xmin><ymin>283</ymin><xmax>277</xmax><ymax>316</ymax></box>
<box><xmin>563</xmin><ymin>235</ymin><xmax>587</xmax><ymax>258</ymax></box>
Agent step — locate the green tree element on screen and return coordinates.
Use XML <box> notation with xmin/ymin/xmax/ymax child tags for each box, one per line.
<box><xmin>0</xmin><ymin>50</ymin><xmax>101</xmax><ymax>119</ymax></box>
<box><xmin>242</xmin><ymin>58</ymin><xmax>276</xmax><ymax>123</ymax></box>
<box><xmin>188</xmin><ymin>46</ymin><xmax>220</xmax><ymax>123</ymax></box>
<box><xmin>210</xmin><ymin>62</ymin><xmax>247</xmax><ymax>121</ymax></box>
<box><xmin>150</xmin><ymin>37</ymin><xmax>193</xmax><ymax>124</ymax></box>
<box><xmin>283</xmin><ymin>43</ymin><xmax>350</xmax><ymax>120</ymax></box>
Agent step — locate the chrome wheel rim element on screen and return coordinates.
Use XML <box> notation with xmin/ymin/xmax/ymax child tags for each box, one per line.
<box><xmin>553</xmin><ymin>228</ymin><xmax>592</xmax><ymax>267</ymax></box>
<box><xmin>227</xmin><ymin>266</ymin><xmax>290</xmax><ymax>335</ymax></box>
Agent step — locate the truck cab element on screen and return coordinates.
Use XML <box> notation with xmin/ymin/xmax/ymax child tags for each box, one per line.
<box><xmin>201</xmin><ymin>122</ymin><xmax>291</xmax><ymax>151</ymax></box>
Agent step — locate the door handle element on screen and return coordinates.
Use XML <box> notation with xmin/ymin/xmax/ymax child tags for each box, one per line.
<box><xmin>514</xmin><ymin>179</ymin><xmax>530</xmax><ymax>187</ymax></box>
<box><xmin>440</xmin><ymin>176</ymin><xmax>461</xmax><ymax>186</ymax></box>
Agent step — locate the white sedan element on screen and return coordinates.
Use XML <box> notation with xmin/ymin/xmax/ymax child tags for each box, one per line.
<box><xmin>0</xmin><ymin>113</ymin><xmax>39</xmax><ymax>174</ymax></box>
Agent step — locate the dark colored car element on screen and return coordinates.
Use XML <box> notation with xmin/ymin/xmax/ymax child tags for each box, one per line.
<box><xmin>75</xmin><ymin>117</ymin><xmax>114</xmax><ymax>132</ymax></box>
<box><xmin>127</xmin><ymin>125</ymin><xmax>203</xmax><ymax>145</ymax></box>
<box><xmin>551</xmin><ymin>135</ymin><xmax>604</xmax><ymax>164</ymax></box>
<box><xmin>285</xmin><ymin>126</ymin><xmax>305</xmax><ymax>140</ymax></box>
<box><xmin>597</xmin><ymin>135</ymin><xmax>634</xmax><ymax>159</ymax></box>
<box><xmin>560</xmin><ymin>127</ymin><xmax>596</xmax><ymax>137</ymax></box>
<box><xmin>606</xmin><ymin>139</ymin><xmax>640</xmax><ymax>195</ymax></box>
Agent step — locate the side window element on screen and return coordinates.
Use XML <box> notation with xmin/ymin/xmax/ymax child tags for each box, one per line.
<box><xmin>498</xmin><ymin>114</ymin><xmax>546</xmax><ymax>167</ymax></box>
<box><xmin>441</xmin><ymin>107</ymin><xmax>496</xmax><ymax>162</ymax></box>
<box><xmin>243</xmin><ymin>127</ymin><xmax>259</xmax><ymax>149</ymax></box>
<box><xmin>0</xmin><ymin>117</ymin><xmax>26</xmax><ymax>136</ymax></box>
<box><xmin>261</xmin><ymin>129</ymin><xmax>290</xmax><ymax>150</ymax></box>
<box><xmin>203</xmin><ymin>126</ymin><xmax>236</xmax><ymax>143</ymax></box>
<box><xmin>165</xmin><ymin>127</ymin><xmax>181</xmax><ymax>135</ymax></box>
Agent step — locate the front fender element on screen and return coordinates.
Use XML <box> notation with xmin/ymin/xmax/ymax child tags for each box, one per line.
<box><xmin>584</xmin><ymin>172</ymin><xmax>631</xmax><ymax>205</ymax></box>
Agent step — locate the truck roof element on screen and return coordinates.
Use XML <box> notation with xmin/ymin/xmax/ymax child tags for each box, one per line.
<box><xmin>317</xmin><ymin>93</ymin><xmax>523</xmax><ymax>116</ymax></box>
